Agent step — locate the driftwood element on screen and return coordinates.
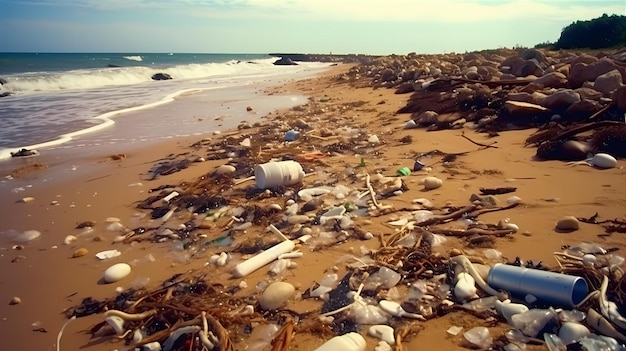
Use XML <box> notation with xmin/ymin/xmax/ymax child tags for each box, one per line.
<box><xmin>526</xmin><ymin>120</ymin><xmax>622</xmax><ymax>146</ymax></box>
<box><xmin>461</xmin><ymin>133</ymin><xmax>498</xmax><ymax>149</ymax></box>
<box><xmin>429</xmin><ymin>227</ymin><xmax>515</xmax><ymax>237</ymax></box>
<box><xmin>479</xmin><ymin>187</ymin><xmax>517</xmax><ymax>195</ymax></box>
<box><xmin>417</xmin><ymin>205</ymin><xmax>477</xmax><ymax>226</ymax></box>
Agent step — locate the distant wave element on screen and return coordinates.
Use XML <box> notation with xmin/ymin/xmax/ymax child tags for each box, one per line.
<box><xmin>123</xmin><ymin>55</ymin><xmax>143</xmax><ymax>62</ymax></box>
<box><xmin>1</xmin><ymin>58</ymin><xmax>277</xmax><ymax>93</ymax></box>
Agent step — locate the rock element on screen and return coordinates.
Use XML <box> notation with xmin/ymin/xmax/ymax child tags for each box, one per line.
<box><xmin>151</xmin><ymin>73</ymin><xmax>172</xmax><ymax>81</ymax></box>
<box><xmin>394</xmin><ymin>82</ymin><xmax>415</xmax><ymax>94</ymax></box>
<box><xmin>614</xmin><ymin>85</ymin><xmax>626</xmax><ymax>111</ymax></box>
<box><xmin>534</xmin><ymin>72</ymin><xmax>567</xmax><ymax>88</ymax></box>
<box><xmin>422</xmin><ymin>176</ymin><xmax>442</xmax><ymax>190</ymax></box>
<box><xmin>9</xmin><ymin>296</ymin><xmax>21</xmax><ymax>305</ymax></box>
<box><xmin>541</xmin><ymin>89</ymin><xmax>580</xmax><ymax>109</ymax></box>
<box><xmin>72</xmin><ymin>248</ymin><xmax>89</xmax><ymax>258</ymax></box>
<box><xmin>246</xmin><ymin>106</ymin><xmax>253</xmax><ymax>111</ymax></box>
<box><xmin>273</xmin><ymin>57</ymin><xmax>297</xmax><ymax>65</ymax></box>
<box><xmin>214</xmin><ymin>164</ymin><xmax>236</xmax><ymax>176</ymax></box>
<box><xmin>521</xmin><ymin>48</ymin><xmax>548</xmax><ymax>67</ymax></box>
<box><xmin>519</xmin><ymin>59</ymin><xmax>543</xmax><ymax>77</ymax></box>
<box><xmin>414</xmin><ymin>110</ymin><xmax>438</xmax><ymax>126</ymax></box>
<box><xmin>0</xmin><ymin>77</ymin><xmax>7</xmax><ymax>85</ymax></box>
<box><xmin>504</xmin><ymin>101</ymin><xmax>548</xmax><ymax>115</ymax></box>
<box><xmin>556</xmin><ymin>216</ymin><xmax>580</xmax><ymax>231</ymax></box>
<box><xmin>593</xmin><ymin>69</ymin><xmax>623</xmax><ymax>95</ymax></box>
<box><xmin>565</xmin><ymin>99</ymin><xmax>601</xmax><ymax>120</ymax></box>
<box><xmin>507</xmin><ymin>92</ymin><xmax>534</xmax><ymax>103</ymax></box>
<box><xmin>568</xmin><ymin>58</ymin><xmax>624</xmax><ymax>88</ymax></box>
<box><xmin>575</xmin><ymin>87</ymin><xmax>603</xmax><ymax>101</ymax></box>
<box><xmin>103</xmin><ymin>263</ymin><xmax>132</xmax><ymax>283</ymax></box>
<box><xmin>469</xmin><ymin>194</ymin><xmax>498</xmax><ymax>208</ymax></box>
<box><xmin>259</xmin><ymin>281</ymin><xmax>295</xmax><ymax>310</ymax></box>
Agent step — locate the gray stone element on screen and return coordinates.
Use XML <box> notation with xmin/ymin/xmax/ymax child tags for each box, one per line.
<box><xmin>565</xmin><ymin>99</ymin><xmax>601</xmax><ymax>120</ymax></box>
<box><xmin>469</xmin><ymin>194</ymin><xmax>498</xmax><ymax>208</ymax></box>
<box><xmin>534</xmin><ymin>72</ymin><xmax>567</xmax><ymax>88</ymax></box>
<box><xmin>568</xmin><ymin>58</ymin><xmax>625</xmax><ymax>88</ymax></box>
<box><xmin>575</xmin><ymin>87</ymin><xmax>603</xmax><ymax>101</ymax></box>
<box><xmin>593</xmin><ymin>69</ymin><xmax>623</xmax><ymax>95</ymax></box>
<box><xmin>507</xmin><ymin>92</ymin><xmax>534</xmax><ymax>103</ymax></box>
<box><xmin>542</xmin><ymin>89</ymin><xmax>581</xmax><ymax>109</ymax></box>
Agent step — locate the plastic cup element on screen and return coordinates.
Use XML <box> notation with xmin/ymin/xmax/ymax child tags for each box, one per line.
<box><xmin>255</xmin><ymin>161</ymin><xmax>305</xmax><ymax>189</ymax></box>
<box><xmin>487</xmin><ymin>263</ymin><xmax>588</xmax><ymax>308</ymax></box>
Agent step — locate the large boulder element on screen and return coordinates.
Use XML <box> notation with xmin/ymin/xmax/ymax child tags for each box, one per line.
<box><xmin>568</xmin><ymin>58</ymin><xmax>625</xmax><ymax>88</ymax></box>
<box><xmin>273</xmin><ymin>57</ymin><xmax>298</xmax><ymax>65</ymax></box>
<box><xmin>151</xmin><ymin>73</ymin><xmax>172</xmax><ymax>80</ymax></box>
<box><xmin>593</xmin><ymin>69</ymin><xmax>623</xmax><ymax>95</ymax></box>
<box><xmin>0</xmin><ymin>77</ymin><xmax>7</xmax><ymax>85</ymax></box>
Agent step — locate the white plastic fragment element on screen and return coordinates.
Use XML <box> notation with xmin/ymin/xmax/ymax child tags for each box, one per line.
<box><xmin>95</xmin><ymin>249</ymin><xmax>122</xmax><ymax>260</ymax></box>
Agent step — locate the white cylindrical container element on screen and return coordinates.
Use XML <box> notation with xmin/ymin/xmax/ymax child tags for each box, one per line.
<box><xmin>255</xmin><ymin>161</ymin><xmax>304</xmax><ymax>189</ymax></box>
<box><xmin>232</xmin><ymin>240</ymin><xmax>296</xmax><ymax>278</ymax></box>
<box><xmin>314</xmin><ymin>332</ymin><xmax>366</xmax><ymax>351</ymax></box>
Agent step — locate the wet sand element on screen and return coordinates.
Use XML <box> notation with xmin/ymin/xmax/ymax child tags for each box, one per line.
<box><xmin>0</xmin><ymin>63</ymin><xmax>625</xmax><ymax>351</ymax></box>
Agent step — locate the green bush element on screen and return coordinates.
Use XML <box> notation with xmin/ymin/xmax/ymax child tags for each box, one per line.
<box><xmin>554</xmin><ymin>14</ymin><xmax>626</xmax><ymax>50</ymax></box>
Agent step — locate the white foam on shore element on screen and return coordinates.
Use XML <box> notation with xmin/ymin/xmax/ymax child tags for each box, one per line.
<box><xmin>0</xmin><ymin>87</ymin><xmax>212</xmax><ymax>160</ymax></box>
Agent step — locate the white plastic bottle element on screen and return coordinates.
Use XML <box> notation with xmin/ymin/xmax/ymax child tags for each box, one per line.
<box><xmin>313</xmin><ymin>332</ymin><xmax>366</xmax><ymax>351</ymax></box>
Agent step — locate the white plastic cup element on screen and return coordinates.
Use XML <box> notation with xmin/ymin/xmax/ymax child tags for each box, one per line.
<box><xmin>314</xmin><ymin>332</ymin><xmax>366</xmax><ymax>351</ymax></box>
<box><xmin>255</xmin><ymin>161</ymin><xmax>304</xmax><ymax>189</ymax></box>
<box><xmin>487</xmin><ymin>263</ymin><xmax>588</xmax><ymax>308</ymax></box>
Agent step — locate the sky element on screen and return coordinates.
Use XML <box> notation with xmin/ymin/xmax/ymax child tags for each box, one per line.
<box><xmin>1</xmin><ymin>0</ymin><xmax>624</xmax><ymax>55</ymax></box>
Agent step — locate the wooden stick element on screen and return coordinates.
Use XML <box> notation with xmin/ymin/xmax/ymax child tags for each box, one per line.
<box><xmin>417</xmin><ymin>205</ymin><xmax>477</xmax><ymax>226</ymax></box>
<box><xmin>429</xmin><ymin>227</ymin><xmax>515</xmax><ymax>237</ymax></box>
<box><xmin>460</xmin><ymin>133</ymin><xmax>498</xmax><ymax>149</ymax></box>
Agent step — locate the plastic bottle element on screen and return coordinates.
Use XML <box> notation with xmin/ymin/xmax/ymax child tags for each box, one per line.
<box><xmin>314</xmin><ymin>332</ymin><xmax>366</xmax><ymax>351</ymax></box>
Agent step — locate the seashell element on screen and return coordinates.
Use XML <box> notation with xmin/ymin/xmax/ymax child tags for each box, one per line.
<box><xmin>495</xmin><ymin>300</ymin><xmax>529</xmax><ymax>325</ymax></box>
<box><xmin>558</xmin><ymin>322</ymin><xmax>590</xmax><ymax>345</ymax></box>
<box><xmin>259</xmin><ymin>282</ymin><xmax>295</xmax><ymax>310</ymax></box>
<box><xmin>454</xmin><ymin>272</ymin><xmax>477</xmax><ymax>301</ymax></box>
<box><xmin>422</xmin><ymin>176</ymin><xmax>442</xmax><ymax>190</ymax></box>
<box><xmin>556</xmin><ymin>216</ymin><xmax>579</xmax><ymax>231</ymax></box>
<box><xmin>72</xmin><ymin>248</ymin><xmax>89</xmax><ymax>258</ymax></box>
<box><xmin>297</xmin><ymin>187</ymin><xmax>331</xmax><ymax>201</ymax></box>
<box><xmin>379</xmin><ymin>300</ymin><xmax>425</xmax><ymax>319</ymax></box>
<box><xmin>590</xmin><ymin>153</ymin><xmax>617</xmax><ymax>169</ymax></box>
<box><xmin>63</xmin><ymin>235</ymin><xmax>77</xmax><ymax>245</ymax></box>
<box><xmin>103</xmin><ymin>263</ymin><xmax>132</xmax><ymax>283</ymax></box>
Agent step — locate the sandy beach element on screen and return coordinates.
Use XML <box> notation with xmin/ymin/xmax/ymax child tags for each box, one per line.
<box><xmin>1</xmin><ymin>51</ymin><xmax>625</xmax><ymax>351</ymax></box>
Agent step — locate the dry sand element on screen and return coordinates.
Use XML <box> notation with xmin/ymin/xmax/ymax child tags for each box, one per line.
<box><xmin>0</xmin><ymin>64</ymin><xmax>624</xmax><ymax>351</ymax></box>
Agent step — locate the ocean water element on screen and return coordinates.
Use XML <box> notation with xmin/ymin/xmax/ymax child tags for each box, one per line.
<box><xmin>0</xmin><ymin>53</ymin><xmax>331</xmax><ymax>159</ymax></box>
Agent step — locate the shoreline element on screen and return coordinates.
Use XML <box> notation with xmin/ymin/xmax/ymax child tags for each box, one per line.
<box><xmin>0</xmin><ymin>50</ymin><xmax>625</xmax><ymax>351</ymax></box>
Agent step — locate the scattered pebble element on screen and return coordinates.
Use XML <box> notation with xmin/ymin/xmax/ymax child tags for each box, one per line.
<box><xmin>9</xmin><ymin>296</ymin><xmax>22</xmax><ymax>305</ymax></box>
<box><xmin>18</xmin><ymin>197</ymin><xmax>34</xmax><ymax>203</ymax></box>
<box><xmin>259</xmin><ymin>281</ymin><xmax>295</xmax><ymax>310</ymax></box>
<box><xmin>103</xmin><ymin>263</ymin><xmax>132</xmax><ymax>283</ymax></box>
<box><xmin>422</xmin><ymin>176</ymin><xmax>442</xmax><ymax>190</ymax></box>
<box><xmin>72</xmin><ymin>248</ymin><xmax>88</xmax><ymax>258</ymax></box>
<box><xmin>556</xmin><ymin>216</ymin><xmax>580</xmax><ymax>231</ymax></box>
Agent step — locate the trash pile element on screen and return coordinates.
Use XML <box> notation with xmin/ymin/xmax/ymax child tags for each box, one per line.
<box><xmin>62</xmin><ymin>48</ymin><xmax>626</xmax><ymax>351</ymax></box>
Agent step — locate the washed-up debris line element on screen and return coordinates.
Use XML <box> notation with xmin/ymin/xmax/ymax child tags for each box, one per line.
<box><xmin>63</xmin><ymin>48</ymin><xmax>626</xmax><ymax>351</ymax></box>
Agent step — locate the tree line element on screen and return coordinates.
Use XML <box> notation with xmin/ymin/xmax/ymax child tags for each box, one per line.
<box><xmin>536</xmin><ymin>13</ymin><xmax>626</xmax><ymax>50</ymax></box>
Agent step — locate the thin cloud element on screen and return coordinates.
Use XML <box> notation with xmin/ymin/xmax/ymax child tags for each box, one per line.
<box><xmin>4</xmin><ymin>0</ymin><xmax>623</xmax><ymax>22</ymax></box>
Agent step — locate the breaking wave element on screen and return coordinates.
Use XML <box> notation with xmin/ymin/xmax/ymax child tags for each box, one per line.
<box><xmin>123</xmin><ymin>55</ymin><xmax>143</xmax><ymax>62</ymax></box>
